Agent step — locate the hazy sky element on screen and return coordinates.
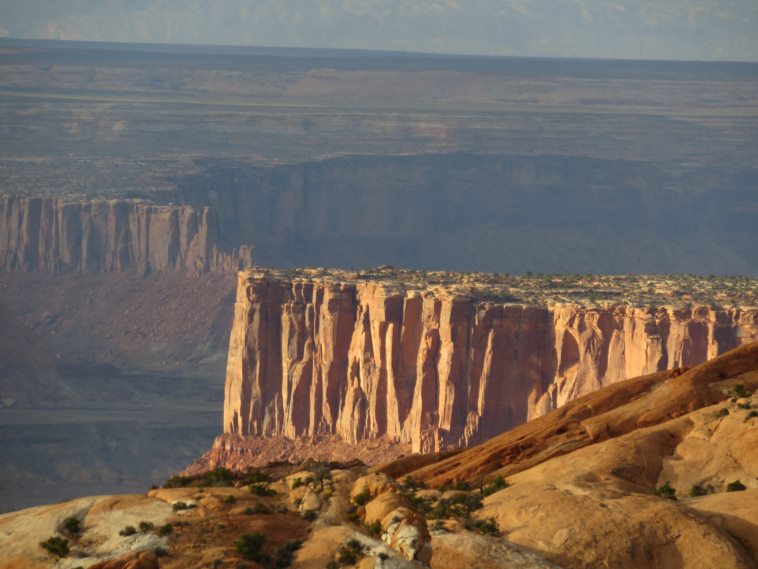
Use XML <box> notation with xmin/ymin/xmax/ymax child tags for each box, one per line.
<box><xmin>1</xmin><ymin>0</ymin><xmax>757</xmax><ymax>62</ymax></box>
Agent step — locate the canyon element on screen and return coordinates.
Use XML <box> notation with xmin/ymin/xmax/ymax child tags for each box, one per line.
<box><xmin>212</xmin><ymin>268</ymin><xmax>758</xmax><ymax>464</ymax></box>
<box><xmin>0</xmin><ymin>195</ymin><xmax>253</xmax><ymax>275</ymax></box>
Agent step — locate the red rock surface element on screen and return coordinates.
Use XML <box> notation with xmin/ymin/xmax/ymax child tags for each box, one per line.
<box><xmin>216</xmin><ymin>270</ymin><xmax>758</xmax><ymax>463</ymax></box>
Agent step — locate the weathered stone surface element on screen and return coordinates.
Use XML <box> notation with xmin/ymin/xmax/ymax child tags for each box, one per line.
<box><xmin>0</xmin><ymin>194</ymin><xmax>253</xmax><ymax>275</ymax></box>
<box><xmin>221</xmin><ymin>270</ymin><xmax>758</xmax><ymax>456</ymax></box>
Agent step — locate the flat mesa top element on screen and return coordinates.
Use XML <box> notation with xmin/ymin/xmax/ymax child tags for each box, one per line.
<box><xmin>244</xmin><ymin>267</ymin><xmax>758</xmax><ymax>310</ymax></box>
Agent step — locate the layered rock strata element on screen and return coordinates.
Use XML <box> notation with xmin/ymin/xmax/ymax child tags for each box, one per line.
<box><xmin>223</xmin><ymin>270</ymin><xmax>758</xmax><ymax>454</ymax></box>
<box><xmin>0</xmin><ymin>194</ymin><xmax>253</xmax><ymax>274</ymax></box>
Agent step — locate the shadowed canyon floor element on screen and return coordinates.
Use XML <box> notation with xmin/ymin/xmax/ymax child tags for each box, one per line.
<box><xmin>1</xmin><ymin>342</ymin><xmax>756</xmax><ymax>568</ymax></box>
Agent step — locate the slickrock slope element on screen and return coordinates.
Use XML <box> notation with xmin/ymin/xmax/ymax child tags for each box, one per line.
<box><xmin>0</xmin><ymin>195</ymin><xmax>253</xmax><ymax>275</ymax></box>
<box><xmin>387</xmin><ymin>341</ymin><xmax>758</xmax><ymax>569</ymax></box>
<box><xmin>219</xmin><ymin>268</ymin><xmax>758</xmax><ymax>459</ymax></box>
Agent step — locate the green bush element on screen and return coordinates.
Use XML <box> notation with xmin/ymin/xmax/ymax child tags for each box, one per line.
<box><xmin>468</xmin><ymin>517</ymin><xmax>500</xmax><ymax>536</ymax></box>
<box><xmin>62</xmin><ymin>516</ymin><xmax>82</xmax><ymax>535</ymax></box>
<box><xmin>204</xmin><ymin>467</ymin><xmax>234</xmax><ymax>487</ymax></box>
<box><xmin>428</xmin><ymin>493</ymin><xmax>483</xmax><ymax>519</ymax></box>
<box><xmin>747</xmin><ymin>410</ymin><xmax>758</xmax><ymax>421</ymax></box>
<box><xmin>139</xmin><ymin>521</ymin><xmax>154</xmax><ymax>532</ymax></box>
<box><xmin>364</xmin><ymin>520</ymin><xmax>382</xmax><ymax>538</ymax></box>
<box><xmin>716</xmin><ymin>408</ymin><xmax>730</xmax><ymax>418</ymax></box>
<box><xmin>251</xmin><ymin>483</ymin><xmax>276</xmax><ymax>497</ymax></box>
<box><xmin>236</xmin><ymin>532</ymin><xmax>267</xmax><ymax>562</ymax></box>
<box><xmin>40</xmin><ymin>536</ymin><xmax>69</xmax><ymax>557</ymax></box>
<box><xmin>727</xmin><ymin>480</ymin><xmax>747</xmax><ymax>492</ymax></box>
<box><xmin>243</xmin><ymin>469</ymin><xmax>273</xmax><ymax>485</ymax></box>
<box><xmin>163</xmin><ymin>475</ymin><xmax>192</xmax><ymax>488</ymax></box>
<box><xmin>353</xmin><ymin>489</ymin><xmax>372</xmax><ymax>506</ymax></box>
<box><xmin>172</xmin><ymin>501</ymin><xmax>194</xmax><ymax>511</ymax></box>
<box><xmin>482</xmin><ymin>476</ymin><xmax>509</xmax><ymax>497</ymax></box>
<box><xmin>401</xmin><ymin>476</ymin><xmax>427</xmax><ymax>491</ymax></box>
<box><xmin>119</xmin><ymin>526</ymin><xmax>137</xmax><ymax>537</ymax></box>
<box><xmin>275</xmin><ymin>540</ymin><xmax>303</xmax><ymax>568</ymax></box>
<box><xmin>336</xmin><ymin>538</ymin><xmax>364</xmax><ymax>565</ymax></box>
<box><xmin>437</xmin><ymin>480</ymin><xmax>472</xmax><ymax>492</ymax></box>
<box><xmin>158</xmin><ymin>523</ymin><xmax>173</xmax><ymax>536</ymax></box>
<box><xmin>689</xmin><ymin>485</ymin><xmax>709</xmax><ymax>497</ymax></box>
<box><xmin>733</xmin><ymin>383</ymin><xmax>752</xmax><ymax>398</ymax></box>
<box><xmin>655</xmin><ymin>481</ymin><xmax>677</xmax><ymax>501</ymax></box>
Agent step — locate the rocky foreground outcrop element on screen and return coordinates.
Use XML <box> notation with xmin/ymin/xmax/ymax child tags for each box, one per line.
<box><xmin>220</xmin><ymin>268</ymin><xmax>758</xmax><ymax>458</ymax></box>
<box><xmin>0</xmin><ymin>195</ymin><xmax>253</xmax><ymax>275</ymax></box>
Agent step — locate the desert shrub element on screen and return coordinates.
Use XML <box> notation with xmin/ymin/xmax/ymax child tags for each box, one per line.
<box><xmin>689</xmin><ymin>485</ymin><xmax>709</xmax><ymax>497</ymax></box>
<box><xmin>468</xmin><ymin>517</ymin><xmax>500</xmax><ymax>536</ymax></box>
<box><xmin>336</xmin><ymin>538</ymin><xmax>364</xmax><ymax>565</ymax></box>
<box><xmin>365</xmin><ymin>520</ymin><xmax>382</xmax><ymax>538</ymax></box>
<box><xmin>302</xmin><ymin>510</ymin><xmax>318</xmax><ymax>521</ymax></box>
<box><xmin>251</xmin><ymin>483</ymin><xmax>276</xmax><ymax>497</ymax></box>
<box><xmin>437</xmin><ymin>480</ymin><xmax>472</xmax><ymax>492</ymax></box>
<box><xmin>716</xmin><ymin>408</ymin><xmax>729</xmax><ymax>418</ymax></box>
<box><xmin>353</xmin><ymin>489</ymin><xmax>372</xmax><ymax>506</ymax></box>
<box><xmin>405</xmin><ymin>492</ymin><xmax>432</xmax><ymax>515</ymax></box>
<box><xmin>204</xmin><ymin>467</ymin><xmax>234</xmax><ymax>487</ymax></box>
<box><xmin>223</xmin><ymin>495</ymin><xmax>237</xmax><ymax>504</ymax></box>
<box><xmin>163</xmin><ymin>475</ymin><xmax>192</xmax><ymax>488</ymax></box>
<box><xmin>275</xmin><ymin>540</ymin><xmax>303</xmax><ymax>568</ymax></box>
<box><xmin>154</xmin><ymin>547</ymin><xmax>169</xmax><ymax>557</ymax></box>
<box><xmin>655</xmin><ymin>481</ymin><xmax>677</xmax><ymax>500</ymax></box>
<box><xmin>236</xmin><ymin>532</ymin><xmax>267</xmax><ymax>562</ymax></box>
<box><xmin>737</xmin><ymin>401</ymin><xmax>752</xmax><ymax>410</ymax></box>
<box><xmin>139</xmin><ymin>521</ymin><xmax>154</xmax><ymax>532</ymax></box>
<box><xmin>482</xmin><ymin>476</ymin><xmax>510</xmax><ymax>497</ymax></box>
<box><xmin>346</xmin><ymin>505</ymin><xmax>360</xmax><ymax>523</ymax></box>
<box><xmin>401</xmin><ymin>476</ymin><xmax>427</xmax><ymax>491</ymax></box>
<box><xmin>733</xmin><ymin>384</ymin><xmax>752</xmax><ymax>398</ymax></box>
<box><xmin>62</xmin><ymin>516</ymin><xmax>82</xmax><ymax>535</ymax></box>
<box><xmin>40</xmin><ymin>536</ymin><xmax>69</xmax><ymax>557</ymax></box>
<box><xmin>427</xmin><ymin>493</ymin><xmax>483</xmax><ymax>519</ymax></box>
<box><xmin>119</xmin><ymin>526</ymin><xmax>137</xmax><ymax>537</ymax></box>
<box><xmin>727</xmin><ymin>480</ymin><xmax>747</xmax><ymax>492</ymax></box>
<box><xmin>158</xmin><ymin>523</ymin><xmax>173</xmax><ymax>536</ymax></box>
<box><xmin>308</xmin><ymin>463</ymin><xmax>332</xmax><ymax>492</ymax></box>
<box><xmin>243</xmin><ymin>469</ymin><xmax>272</xmax><ymax>485</ymax></box>
<box><xmin>172</xmin><ymin>501</ymin><xmax>194</xmax><ymax>511</ymax></box>
<box><xmin>291</xmin><ymin>478</ymin><xmax>305</xmax><ymax>489</ymax></box>
<box><xmin>251</xmin><ymin>503</ymin><xmax>271</xmax><ymax>515</ymax></box>
<box><xmin>747</xmin><ymin>410</ymin><xmax>758</xmax><ymax>421</ymax></box>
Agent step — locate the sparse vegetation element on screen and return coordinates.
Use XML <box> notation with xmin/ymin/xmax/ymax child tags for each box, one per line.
<box><xmin>336</xmin><ymin>538</ymin><xmax>364</xmax><ymax>565</ymax></box>
<box><xmin>154</xmin><ymin>547</ymin><xmax>169</xmax><ymax>557</ymax></box>
<box><xmin>158</xmin><ymin>523</ymin><xmax>174</xmax><ymax>536</ymax></box>
<box><xmin>353</xmin><ymin>488</ymin><xmax>372</xmax><ymax>506</ymax></box>
<box><xmin>119</xmin><ymin>525</ymin><xmax>137</xmax><ymax>537</ymax></box>
<box><xmin>139</xmin><ymin>521</ymin><xmax>154</xmax><ymax>532</ymax></box>
<box><xmin>40</xmin><ymin>536</ymin><xmax>70</xmax><ymax>557</ymax></box>
<box><xmin>482</xmin><ymin>476</ymin><xmax>510</xmax><ymax>496</ymax></box>
<box><xmin>172</xmin><ymin>501</ymin><xmax>194</xmax><ymax>511</ymax></box>
<box><xmin>467</xmin><ymin>517</ymin><xmax>500</xmax><ymax>536</ymax></box>
<box><xmin>243</xmin><ymin>469</ymin><xmax>273</xmax><ymax>486</ymax></box>
<box><xmin>308</xmin><ymin>463</ymin><xmax>332</xmax><ymax>493</ymax></box>
<box><xmin>275</xmin><ymin>540</ymin><xmax>303</xmax><ymax>568</ymax></box>
<box><xmin>365</xmin><ymin>520</ymin><xmax>382</xmax><ymax>537</ymax></box>
<box><xmin>222</xmin><ymin>495</ymin><xmax>237</xmax><ymax>504</ymax></box>
<box><xmin>655</xmin><ymin>481</ymin><xmax>677</xmax><ymax>501</ymax></box>
<box><xmin>204</xmin><ymin>467</ymin><xmax>234</xmax><ymax>487</ymax></box>
<box><xmin>726</xmin><ymin>480</ymin><xmax>747</xmax><ymax>492</ymax></box>
<box><xmin>428</xmin><ymin>492</ymin><xmax>483</xmax><ymax>519</ymax></box>
<box><xmin>716</xmin><ymin>408</ymin><xmax>729</xmax><ymax>418</ymax></box>
<box><xmin>163</xmin><ymin>474</ymin><xmax>192</xmax><ymax>488</ymax></box>
<box><xmin>401</xmin><ymin>476</ymin><xmax>427</xmax><ymax>491</ymax></box>
<box><xmin>437</xmin><ymin>480</ymin><xmax>472</xmax><ymax>492</ymax></box>
<box><xmin>235</xmin><ymin>532</ymin><xmax>267</xmax><ymax>562</ymax></box>
<box><xmin>246</xmin><ymin>502</ymin><xmax>272</xmax><ymax>515</ymax></box>
<box><xmin>251</xmin><ymin>482</ymin><xmax>276</xmax><ymax>497</ymax></box>
<box><xmin>733</xmin><ymin>384</ymin><xmax>752</xmax><ymax>398</ymax></box>
<box><xmin>689</xmin><ymin>485</ymin><xmax>710</xmax><ymax>497</ymax></box>
<box><xmin>62</xmin><ymin>516</ymin><xmax>82</xmax><ymax>535</ymax></box>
